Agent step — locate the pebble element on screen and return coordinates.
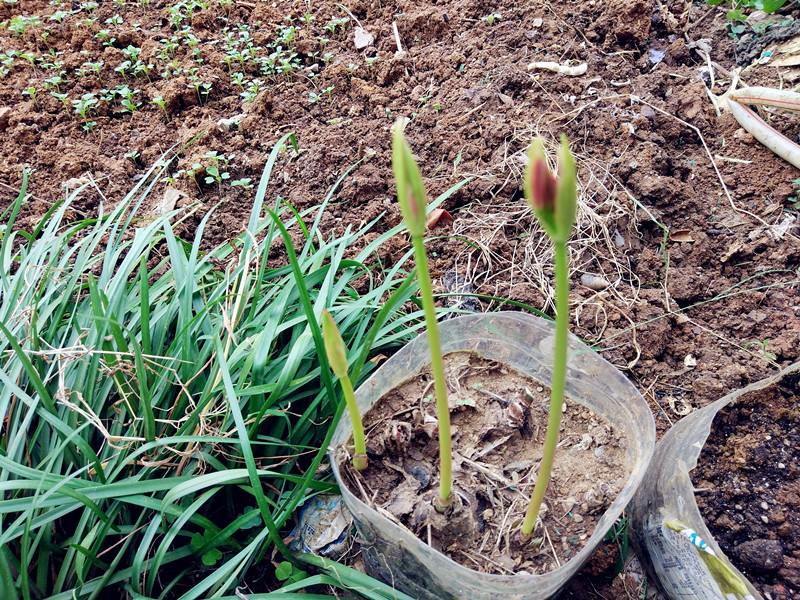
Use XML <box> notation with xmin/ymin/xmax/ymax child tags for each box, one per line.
<box><xmin>407</xmin><ymin>464</ymin><xmax>431</xmax><ymax>487</ymax></box>
<box><xmin>735</xmin><ymin>539</ymin><xmax>784</xmax><ymax>572</ymax></box>
<box><xmin>762</xmin><ymin>515</ymin><xmax>770</xmax><ymax>524</ymax></box>
<box><xmin>572</xmin><ymin>513</ymin><xmax>584</xmax><ymax>523</ymax></box>
<box><xmin>761</xmin><ymin>501</ymin><xmax>770</xmax><ymax>510</ymax></box>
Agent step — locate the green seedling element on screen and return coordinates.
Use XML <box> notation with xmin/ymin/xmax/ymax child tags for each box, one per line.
<box><xmin>603</xmin><ymin>516</ymin><xmax>630</xmax><ymax>578</ymax></box>
<box><xmin>231</xmin><ymin>71</ymin><xmax>246</xmax><ymax>91</ymax></box>
<box><xmin>117</xmin><ymin>85</ymin><xmax>140</xmax><ymax>112</ymax></box>
<box><xmin>230</xmin><ymin>178</ymin><xmax>252</xmax><ymax>191</ymax></box>
<box><xmin>125</xmin><ymin>150</ymin><xmax>141</xmax><ymax>166</ymax></box>
<box><xmin>520</xmin><ymin>135</ymin><xmax>578</xmax><ymax>538</ymax></box>
<box><xmin>787</xmin><ymin>177</ymin><xmax>800</xmax><ymax>211</ymax></box>
<box><xmin>204</xmin><ymin>164</ymin><xmax>229</xmax><ymax>190</ymax></box>
<box><xmin>481</xmin><ymin>13</ymin><xmax>501</xmax><ymax>25</ymax></box>
<box><xmin>95</xmin><ymin>29</ymin><xmax>115</xmax><ymax>47</ymax></box>
<box><xmin>393</xmin><ymin>125</ymin><xmax>452</xmax><ymax>512</ymax></box>
<box><xmin>72</xmin><ymin>92</ymin><xmax>98</xmax><ymax>128</ymax></box>
<box><xmin>19</xmin><ymin>52</ymin><xmax>38</xmax><ymax>68</ymax></box>
<box><xmin>49</xmin><ymin>10</ymin><xmax>69</xmax><ymax>23</ymax></box>
<box><xmin>43</xmin><ymin>74</ymin><xmax>62</xmax><ymax>93</ymax></box>
<box><xmin>81</xmin><ymin>60</ymin><xmax>104</xmax><ymax>85</ymax></box>
<box><xmin>187</xmin><ymin>163</ymin><xmax>203</xmax><ymax>192</ymax></box>
<box><xmin>322</xmin><ymin>309</ymin><xmax>367</xmax><ymax>471</ymax></box>
<box><xmin>150</xmin><ymin>96</ymin><xmax>169</xmax><ymax>120</ymax></box>
<box><xmin>744</xmin><ymin>338</ymin><xmax>777</xmax><ymax>361</ymax></box>
<box><xmin>22</xmin><ymin>86</ymin><xmax>39</xmax><ymax>109</ymax></box>
<box><xmin>706</xmin><ymin>0</ymin><xmax>788</xmax><ymax>12</ymax></box>
<box><xmin>51</xmin><ymin>91</ymin><xmax>71</xmax><ymax>115</ymax></box>
<box><xmin>8</xmin><ymin>15</ymin><xmax>41</xmax><ymax>37</ymax></box>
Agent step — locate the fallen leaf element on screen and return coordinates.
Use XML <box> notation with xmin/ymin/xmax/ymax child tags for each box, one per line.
<box><xmin>669</xmin><ymin>229</ymin><xmax>695</xmax><ymax>243</ymax></box>
<box><xmin>720</xmin><ymin>239</ymin><xmax>744</xmax><ymax>263</ymax></box>
<box><xmin>426</xmin><ymin>207</ymin><xmax>454</xmax><ymax>230</ymax></box>
<box><xmin>369</xmin><ymin>354</ymin><xmax>388</xmax><ymax>366</ymax></box>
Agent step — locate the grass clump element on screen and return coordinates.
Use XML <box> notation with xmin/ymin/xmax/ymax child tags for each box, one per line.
<box><xmin>0</xmin><ymin>135</ymin><xmax>430</xmax><ymax>599</ymax></box>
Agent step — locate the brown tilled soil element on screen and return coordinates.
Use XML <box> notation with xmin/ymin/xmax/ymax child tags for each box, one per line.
<box><xmin>3</xmin><ymin>0</ymin><xmax>800</xmax><ymax>597</ymax></box>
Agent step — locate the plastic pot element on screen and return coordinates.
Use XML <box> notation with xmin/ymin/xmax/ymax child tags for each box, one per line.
<box><xmin>329</xmin><ymin>312</ymin><xmax>656</xmax><ymax>600</ymax></box>
<box><xmin>629</xmin><ymin>362</ymin><xmax>800</xmax><ymax>600</ymax></box>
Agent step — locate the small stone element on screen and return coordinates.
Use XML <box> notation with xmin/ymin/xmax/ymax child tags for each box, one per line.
<box><xmin>572</xmin><ymin>513</ymin><xmax>584</xmax><ymax>523</ymax></box>
<box><xmin>217</xmin><ymin>114</ymin><xmax>245</xmax><ymax>132</ymax></box>
<box><xmin>736</xmin><ymin>539</ymin><xmax>784</xmax><ymax>572</ymax></box>
<box><xmin>354</xmin><ymin>26</ymin><xmax>374</xmax><ymax>50</ymax></box>
<box><xmin>406</xmin><ymin>464</ymin><xmax>432</xmax><ymax>487</ymax></box>
<box><xmin>778</xmin><ymin>462</ymin><xmax>786</xmax><ymax>469</ymax></box>
<box><xmin>735</xmin><ymin>504</ymin><xmax>743</xmax><ymax>510</ymax></box>
<box><xmin>762</xmin><ymin>515</ymin><xmax>770</xmax><ymax>524</ymax></box>
<box><xmin>761</xmin><ymin>501</ymin><xmax>770</xmax><ymax>510</ymax></box>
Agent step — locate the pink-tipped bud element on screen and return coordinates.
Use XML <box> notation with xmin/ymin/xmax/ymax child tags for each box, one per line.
<box><xmin>530</xmin><ymin>158</ymin><xmax>557</xmax><ymax>211</ymax></box>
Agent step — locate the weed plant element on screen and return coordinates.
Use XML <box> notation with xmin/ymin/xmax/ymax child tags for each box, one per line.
<box><xmin>0</xmin><ymin>136</ymin><xmax>435</xmax><ymax>599</ymax></box>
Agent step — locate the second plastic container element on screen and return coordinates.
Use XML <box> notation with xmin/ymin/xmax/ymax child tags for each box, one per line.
<box><xmin>330</xmin><ymin>311</ymin><xmax>656</xmax><ymax>600</ymax></box>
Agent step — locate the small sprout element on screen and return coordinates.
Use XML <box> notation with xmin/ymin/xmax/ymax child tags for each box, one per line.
<box><xmin>50</xmin><ymin>91</ymin><xmax>71</xmax><ymax>115</ymax></box>
<box><xmin>322</xmin><ymin>309</ymin><xmax>367</xmax><ymax>471</ymax></box>
<box><xmin>204</xmin><ymin>164</ymin><xmax>229</xmax><ymax>190</ymax></box>
<box><xmin>481</xmin><ymin>13</ymin><xmax>501</xmax><ymax>25</ymax></box>
<box><xmin>72</xmin><ymin>92</ymin><xmax>98</xmax><ymax>128</ymax></box>
<box><xmin>22</xmin><ymin>86</ymin><xmax>40</xmax><ymax>109</ymax></box>
<box><xmin>150</xmin><ymin>96</ymin><xmax>169</xmax><ymax>120</ymax></box>
<box><xmin>230</xmin><ymin>178</ymin><xmax>253</xmax><ymax>191</ymax></box>
<box><xmin>125</xmin><ymin>150</ymin><xmax>141</xmax><ymax>166</ymax></box>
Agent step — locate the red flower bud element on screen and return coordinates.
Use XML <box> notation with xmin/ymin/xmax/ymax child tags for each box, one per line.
<box><xmin>530</xmin><ymin>157</ymin><xmax>557</xmax><ymax>211</ymax></box>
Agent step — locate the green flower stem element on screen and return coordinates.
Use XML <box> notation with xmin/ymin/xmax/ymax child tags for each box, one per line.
<box><xmin>411</xmin><ymin>233</ymin><xmax>452</xmax><ymax>509</ymax></box>
<box><xmin>521</xmin><ymin>239</ymin><xmax>569</xmax><ymax>536</ymax></box>
<box><xmin>339</xmin><ymin>372</ymin><xmax>367</xmax><ymax>470</ymax></box>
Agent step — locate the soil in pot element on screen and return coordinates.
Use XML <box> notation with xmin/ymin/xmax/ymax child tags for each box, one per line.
<box><xmin>337</xmin><ymin>351</ymin><xmax>633</xmax><ymax>575</ymax></box>
<box><xmin>692</xmin><ymin>372</ymin><xmax>800</xmax><ymax>600</ymax></box>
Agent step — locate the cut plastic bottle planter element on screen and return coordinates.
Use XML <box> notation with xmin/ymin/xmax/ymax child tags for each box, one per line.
<box><xmin>330</xmin><ymin>312</ymin><xmax>656</xmax><ymax>600</ymax></box>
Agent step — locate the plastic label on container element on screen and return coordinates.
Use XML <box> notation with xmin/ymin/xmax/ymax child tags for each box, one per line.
<box><xmin>289</xmin><ymin>494</ymin><xmax>353</xmax><ymax>560</ymax></box>
<box><xmin>641</xmin><ymin>515</ymin><xmax>756</xmax><ymax>600</ymax></box>
<box><xmin>642</xmin><ymin>514</ymin><xmax>724</xmax><ymax>599</ymax></box>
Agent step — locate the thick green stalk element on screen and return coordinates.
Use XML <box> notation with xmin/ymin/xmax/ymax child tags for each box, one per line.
<box><xmin>521</xmin><ymin>239</ymin><xmax>569</xmax><ymax>536</ymax></box>
<box><xmin>411</xmin><ymin>234</ymin><xmax>452</xmax><ymax>509</ymax></box>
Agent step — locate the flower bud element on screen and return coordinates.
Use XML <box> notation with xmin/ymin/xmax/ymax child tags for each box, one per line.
<box><xmin>393</xmin><ymin>124</ymin><xmax>428</xmax><ymax>238</ymax></box>
<box><xmin>528</xmin><ymin>145</ymin><xmax>557</xmax><ymax>212</ymax></box>
<box><xmin>322</xmin><ymin>309</ymin><xmax>349</xmax><ymax>379</ymax></box>
<box><xmin>524</xmin><ymin>136</ymin><xmax>577</xmax><ymax>244</ymax></box>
